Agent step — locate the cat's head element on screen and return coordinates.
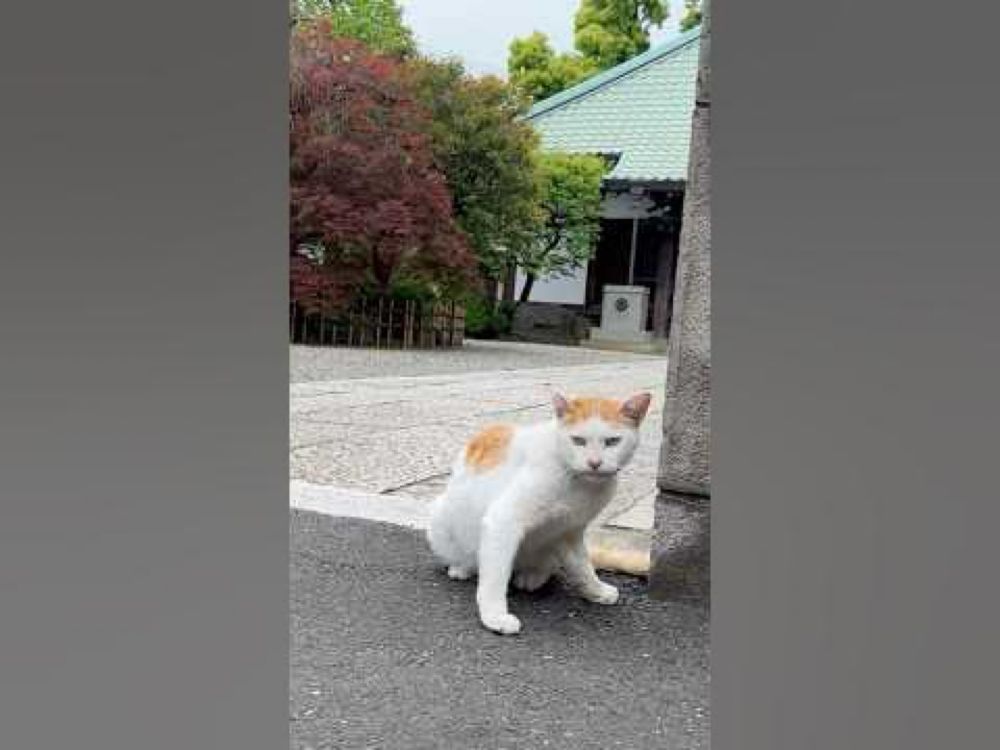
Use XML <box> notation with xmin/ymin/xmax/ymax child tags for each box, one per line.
<box><xmin>551</xmin><ymin>392</ymin><xmax>652</xmax><ymax>480</ymax></box>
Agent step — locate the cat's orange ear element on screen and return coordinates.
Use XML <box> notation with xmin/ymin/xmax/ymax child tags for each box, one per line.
<box><xmin>620</xmin><ymin>392</ymin><xmax>652</xmax><ymax>424</ymax></box>
<box><xmin>552</xmin><ymin>393</ymin><xmax>570</xmax><ymax>420</ymax></box>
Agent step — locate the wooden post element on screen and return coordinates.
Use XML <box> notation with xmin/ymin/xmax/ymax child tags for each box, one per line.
<box><xmin>428</xmin><ymin>303</ymin><xmax>435</xmax><ymax>349</ymax></box>
<box><xmin>347</xmin><ymin>304</ymin><xmax>354</xmax><ymax>347</ymax></box>
<box><xmin>628</xmin><ymin>216</ymin><xmax>639</xmax><ymax>285</ymax></box>
<box><xmin>652</xmin><ymin>222</ymin><xmax>680</xmax><ymax>339</ymax></box>
<box><xmin>431</xmin><ymin>303</ymin><xmax>439</xmax><ymax>349</ymax></box>
<box><xmin>404</xmin><ymin>301</ymin><xmax>412</xmax><ymax>349</ymax></box>
<box><xmin>388</xmin><ymin>299</ymin><xmax>395</xmax><ymax>348</ymax></box>
<box><xmin>360</xmin><ymin>297</ymin><xmax>367</xmax><ymax>347</ymax></box>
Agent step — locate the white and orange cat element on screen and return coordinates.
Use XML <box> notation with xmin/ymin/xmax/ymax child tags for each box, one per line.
<box><xmin>427</xmin><ymin>391</ymin><xmax>652</xmax><ymax>635</ymax></box>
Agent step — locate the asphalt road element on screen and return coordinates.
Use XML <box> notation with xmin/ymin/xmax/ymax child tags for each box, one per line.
<box><xmin>291</xmin><ymin>510</ymin><xmax>709</xmax><ymax>750</ymax></box>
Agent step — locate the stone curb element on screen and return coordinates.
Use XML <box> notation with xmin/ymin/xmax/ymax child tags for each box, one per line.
<box><xmin>290</xmin><ymin>481</ymin><xmax>431</xmax><ymax>529</ymax></box>
<box><xmin>578</xmin><ymin>339</ymin><xmax>668</xmax><ymax>356</ymax></box>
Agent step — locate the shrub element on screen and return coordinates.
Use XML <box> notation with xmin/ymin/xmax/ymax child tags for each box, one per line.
<box><xmin>464</xmin><ymin>295</ymin><xmax>515</xmax><ymax>339</ymax></box>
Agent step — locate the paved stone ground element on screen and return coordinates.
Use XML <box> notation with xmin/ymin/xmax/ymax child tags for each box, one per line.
<box><xmin>291</xmin><ymin>339</ymin><xmax>652</xmax><ymax>383</ymax></box>
<box><xmin>290</xmin><ymin>340</ymin><xmax>666</xmax><ymax>531</ymax></box>
<box><xmin>291</xmin><ymin>511</ymin><xmax>710</xmax><ymax>750</ymax></box>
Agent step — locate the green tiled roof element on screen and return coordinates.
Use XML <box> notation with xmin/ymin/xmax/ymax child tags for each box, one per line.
<box><xmin>525</xmin><ymin>28</ymin><xmax>700</xmax><ymax>183</ymax></box>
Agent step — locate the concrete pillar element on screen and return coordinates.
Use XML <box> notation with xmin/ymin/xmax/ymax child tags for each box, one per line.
<box><xmin>649</xmin><ymin>1</ymin><xmax>711</xmax><ymax>601</ymax></box>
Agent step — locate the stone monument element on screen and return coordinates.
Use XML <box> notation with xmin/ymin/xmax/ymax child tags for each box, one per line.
<box><xmin>588</xmin><ymin>285</ymin><xmax>653</xmax><ymax>345</ymax></box>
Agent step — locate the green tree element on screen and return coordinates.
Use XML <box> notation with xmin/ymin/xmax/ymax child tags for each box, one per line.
<box><xmin>679</xmin><ymin>0</ymin><xmax>703</xmax><ymax>32</ymax></box>
<box><xmin>515</xmin><ymin>153</ymin><xmax>606</xmax><ymax>303</ymax></box>
<box><xmin>507</xmin><ymin>0</ymin><xmax>667</xmax><ymax>103</ymax></box>
<box><xmin>573</xmin><ymin>0</ymin><xmax>667</xmax><ymax>70</ymax></box>
<box><xmin>507</xmin><ymin>32</ymin><xmax>598</xmax><ymax>103</ymax></box>
<box><xmin>404</xmin><ymin>57</ymin><xmax>541</xmax><ymax>281</ymax></box>
<box><xmin>290</xmin><ymin>25</ymin><xmax>474</xmax><ymax>304</ymax></box>
<box><xmin>292</xmin><ymin>0</ymin><xmax>416</xmax><ymax>57</ymax></box>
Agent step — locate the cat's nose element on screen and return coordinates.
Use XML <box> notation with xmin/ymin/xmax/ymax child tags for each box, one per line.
<box><xmin>587</xmin><ymin>457</ymin><xmax>602</xmax><ymax>470</ymax></box>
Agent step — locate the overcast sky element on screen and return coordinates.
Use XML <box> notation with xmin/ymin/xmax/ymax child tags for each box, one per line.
<box><xmin>399</xmin><ymin>0</ymin><xmax>689</xmax><ymax>77</ymax></box>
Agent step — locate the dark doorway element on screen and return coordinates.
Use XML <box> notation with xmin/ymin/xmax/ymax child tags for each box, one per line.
<box><xmin>584</xmin><ymin>189</ymin><xmax>684</xmax><ymax>333</ymax></box>
<box><xmin>585</xmin><ymin>219</ymin><xmax>633</xmax><ymax>319</ymax></box>
<box><xmin>636</xmin><ymin>215</ymin><xmax>680</xmax><ymax>331</ymax></box>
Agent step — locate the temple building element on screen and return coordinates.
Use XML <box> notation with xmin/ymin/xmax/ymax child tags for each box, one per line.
<box><xmin>516</xmin><ymin>28</ymin><xmax>700</xmax><ymax>343</ymax></box>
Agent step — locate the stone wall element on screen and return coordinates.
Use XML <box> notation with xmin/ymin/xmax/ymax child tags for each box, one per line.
<box><xmin>508</xmin><ymin>302</ymin><xmax>591</xmax><ymax>346</ymax></box>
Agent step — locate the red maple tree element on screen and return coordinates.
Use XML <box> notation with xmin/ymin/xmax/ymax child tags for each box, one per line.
<box><xmin>289</xmin><ymin>23</ymin><xmax>474</xmax><ymax>312</ymax></box>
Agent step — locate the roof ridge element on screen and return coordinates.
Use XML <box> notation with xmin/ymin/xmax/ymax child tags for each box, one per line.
<box><xmin>526</xmin><ymin>27</ymin><xmax>701</xmax><ymax>120</ymax></box>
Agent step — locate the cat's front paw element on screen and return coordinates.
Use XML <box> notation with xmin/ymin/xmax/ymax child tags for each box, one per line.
<box><xmin>584</xmin><ymin>582</ymin><xmax>620</xmax><ymax>605</ymax></box>
<box><xmin>480</xmin><ymin>611</ymin><xmax>522</xmax><ymax>635</ymax></box>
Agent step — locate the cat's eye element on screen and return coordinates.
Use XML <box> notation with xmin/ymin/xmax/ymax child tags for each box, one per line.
<box><xmin>571</xmin><ymin>436</ymin><xmax>587</xmax><ymax>446</ymax></box>
<box><xmin>605</xmin><ymin>437</ymin><xmax>622</xmax><ymax>447</ymax></box>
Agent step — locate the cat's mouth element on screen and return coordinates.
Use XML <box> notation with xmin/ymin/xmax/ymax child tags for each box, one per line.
<box><xmin>579</xmin><ymin>468</ymin><xmax>619</xmax><ymax>480</ymax></box>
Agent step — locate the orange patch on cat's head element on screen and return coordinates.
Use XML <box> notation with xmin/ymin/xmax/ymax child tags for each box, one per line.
<box><xmin>560</xmin><ymin>397</ymin><xmax>624</xmax><ymax>425</ymax></box>
<box><xmin>553</xmin><ymin>392</ymin><xmax>652</xmax><ymax>427</ymax></box>
<box><xmin>465</xmin><ymin>424</ymin><xmax>514</xmax><ymax>472</ymax></box>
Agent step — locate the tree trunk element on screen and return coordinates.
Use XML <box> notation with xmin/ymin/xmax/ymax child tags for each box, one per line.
<box><xmin>502</xmin><ymin>263</ymin><xmax>517</xmax><ymax>303</ymax></box>
<box><xmin>518</xmin><ymin>272</ymin><xmax>536</xmax><ymax>304</ymax></box>
<box><xmin>649</xmin><ymin>1</ymin><xmax>711</xmax><ymax>601</ymax></box>
<box><xmin>482</xmin><ymin>274</ymin><xmax>500</xmax><ymax>302</ymax></box>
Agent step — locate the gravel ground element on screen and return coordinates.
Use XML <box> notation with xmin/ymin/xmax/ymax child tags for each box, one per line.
<box><xmin>290</xmin><ymin>352</ymin><xmax>667</xmax><ymax>530</ymax></box>
<box><xmin>290</xmin><ymin>339</ymin><xmax>659</xmax><ymax>383</ymax></box>
<box><xmin>290</xmin><ymin>511</ymin><xmax>710</xmax><ymax>750</ymax></box>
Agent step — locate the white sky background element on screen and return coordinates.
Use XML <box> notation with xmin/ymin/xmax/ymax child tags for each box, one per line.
<box><xmin>399</xmin><ymin>0</ymin><xmax>690</xmax><ymax>77</ymax></box>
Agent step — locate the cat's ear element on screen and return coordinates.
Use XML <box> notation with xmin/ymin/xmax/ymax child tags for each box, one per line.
<box><xmin>620</xmin><ymin>392</ymin><xmax>652</xmax><ymax>424</ymax></box>
<box><xmin>552</xmin><ymin>393</ymin><xmax>570</xmax><ymax>420</ymax></box>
